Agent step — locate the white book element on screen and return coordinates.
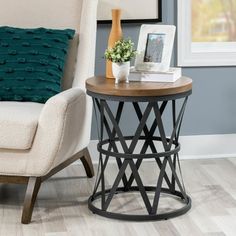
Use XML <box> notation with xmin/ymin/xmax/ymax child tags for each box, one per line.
<box><xmin>129</xmin><ymin>67</ymin><xmax>182</xmax><ymax>83</ymax></box>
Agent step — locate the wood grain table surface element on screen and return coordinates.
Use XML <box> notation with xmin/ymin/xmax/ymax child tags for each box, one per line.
<box><xmin>86</xmin><ymin>76</ymin><xmax>192</xmax><ymax>97</ymax></box>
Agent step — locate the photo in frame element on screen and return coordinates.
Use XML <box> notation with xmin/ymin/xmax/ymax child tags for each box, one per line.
<box><xmin>97</xmin><ymin>0</ymin><xmax>162</xmax><ymax>23</ymax></box>
<box><xmin>135</xmin><ymin>25</ymin><xmax>176</xmax><ymax>72</ymax></box>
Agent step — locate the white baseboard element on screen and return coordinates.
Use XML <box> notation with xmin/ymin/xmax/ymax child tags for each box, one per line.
<box><xmin>178</xmin><ymin>134</ymin><xmax>236</xmax><ymax>159</ymax></box>
<box><xmin>87</xmin><ymin>134</ymin><xmax>236</xmax><ymax>163</ymax></box>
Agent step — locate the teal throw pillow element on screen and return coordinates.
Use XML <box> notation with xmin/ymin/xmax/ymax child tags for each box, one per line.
<box><xmin>0</xmin><ymin>26</ymin><xmax>75</xmax><ymax>103</ymax></box>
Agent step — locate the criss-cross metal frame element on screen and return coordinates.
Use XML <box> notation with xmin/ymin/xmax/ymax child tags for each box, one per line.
<box><xmin>87</xmin><ymin>91</ymin><xmax>192</xmax><ymax>221</ymax></box>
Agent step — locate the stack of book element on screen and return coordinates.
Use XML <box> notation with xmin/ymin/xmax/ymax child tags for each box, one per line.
<box><xmin>129</xmin><ymin>67</ymin><xmax>182</xmax><ymax>83</ymax></box>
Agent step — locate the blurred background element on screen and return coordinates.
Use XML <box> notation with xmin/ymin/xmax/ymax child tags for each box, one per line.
<box><xmin>192</xmin><ymin>0</ymin><xmax>236</xmax><ymax>42</ymax></box>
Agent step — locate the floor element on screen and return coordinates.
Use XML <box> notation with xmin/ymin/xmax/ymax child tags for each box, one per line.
<box><xmin>1</xmin><ymin>158</ymin><xmax>236</xmax><ymax>236</ymax></box>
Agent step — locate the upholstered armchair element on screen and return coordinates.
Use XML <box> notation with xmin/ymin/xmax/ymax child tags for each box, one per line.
<box><xmin>0</xmin><ymin>0</ymin><xmax>97</xmax><ymax>224</ymax></box>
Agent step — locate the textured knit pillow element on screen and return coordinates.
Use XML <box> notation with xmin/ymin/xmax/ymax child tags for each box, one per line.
<box><xmin>0</xmin><ymin>26</ymin><xmax>75</xmax><ymax>103</ymax></box>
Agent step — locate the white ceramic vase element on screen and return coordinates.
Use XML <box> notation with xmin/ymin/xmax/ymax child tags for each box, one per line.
<box><xmin>112</xmin><ymin>61</ymin><xmax>130</xmax><ymax>84</ymax></box>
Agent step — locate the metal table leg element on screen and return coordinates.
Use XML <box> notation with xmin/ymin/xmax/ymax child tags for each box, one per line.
<box><xmin>88</xmin><ymin>97</ymin><xmax>191</xmax><ymax>221</ymax></box>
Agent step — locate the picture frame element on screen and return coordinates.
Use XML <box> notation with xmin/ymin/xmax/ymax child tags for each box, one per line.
<box><xmin>135</xmin><ymin>24</ymin><xmax>176</xmax><ymax>72</ymax></box>
<box><xmin>178</xmin><ymin>0</ymin><xmax>236</xmax><ymax>67</ymax></box>
<box><xmin>97</xmin><ymin>0</ymin><xmax>162</xmax><ymax>24</ymax></box>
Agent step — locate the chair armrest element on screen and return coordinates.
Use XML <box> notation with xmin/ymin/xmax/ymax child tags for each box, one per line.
<box><xmin>29</xmin><ymin>87</ymin><xmax>89</xmax><ymax>175</ymax></box>
<box><xmin>43</xmin><ymin>87</ymin><xmax>85</xmax><ymax>110</ymax></box>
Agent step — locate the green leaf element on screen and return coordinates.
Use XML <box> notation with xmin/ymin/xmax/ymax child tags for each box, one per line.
<box><xmin>104</xmin><ymin>38</ymin><xmax>137</xmax><ymax>62</ymax></box>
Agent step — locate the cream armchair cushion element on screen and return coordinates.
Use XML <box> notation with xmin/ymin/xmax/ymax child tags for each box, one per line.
<box><xmin>0</xmin><ymin>102</ymin><xmax>43</xmax><ymax>149</ymax></box>
<box><xmin>0</xmin><ymin>88</ymin><xmax>87</xmax><ymax>176</ymax></box>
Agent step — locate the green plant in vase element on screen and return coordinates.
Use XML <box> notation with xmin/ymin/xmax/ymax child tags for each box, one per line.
<box><xmin>105</xmin><ymin>38</ymin><xmax>136</xmax><ymax>84</ymax></box>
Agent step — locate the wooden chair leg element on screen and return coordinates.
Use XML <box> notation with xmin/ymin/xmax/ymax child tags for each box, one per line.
<box><xmin>81</xmin><ymin>148</ymin><xmax>94</xmax><ymax>178</ymax></box>
<box><xmin>21</xmin><ymin>177</ymin><xmax>41</xmax><ymax>224</ymax></box>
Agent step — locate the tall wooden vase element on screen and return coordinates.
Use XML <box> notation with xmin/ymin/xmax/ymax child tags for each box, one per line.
<box><xmin>106</xmin><ymin>9</ymin><xmax>123</xmax><ymax>79</ymax></box>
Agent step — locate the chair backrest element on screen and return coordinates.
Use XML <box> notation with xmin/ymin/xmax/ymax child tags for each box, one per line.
<box><xmin>0</xmin><ymin>0</ymin><xmax>98</xmax><ymax>89</ymax></box>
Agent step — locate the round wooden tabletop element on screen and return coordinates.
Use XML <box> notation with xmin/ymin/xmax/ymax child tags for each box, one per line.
<box><xmin>86</xmin><ymin>76</ymin><xmax>192</xmax><ymax>97</ymax></box>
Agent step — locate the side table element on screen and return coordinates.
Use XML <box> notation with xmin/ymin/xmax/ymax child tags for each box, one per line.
<box><xmin>86</xmin><ymin>76</ymin><xmax>192</xmax><ymax>221</ymax></box>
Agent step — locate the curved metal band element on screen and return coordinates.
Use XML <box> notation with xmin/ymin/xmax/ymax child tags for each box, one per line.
<box><xmin>88</xmin><ymin>186</ymin><xmax>191</xmax><ymax>221</ymax></box>
<box><xmin>97</xmin><ymin>136</ymin><xmax>181</xmax><ymax>159</ymax></box>
<box><xmin>87</xmin><ymin>90</ymin><xmax>192</xmax><ymax>102</ymax></box>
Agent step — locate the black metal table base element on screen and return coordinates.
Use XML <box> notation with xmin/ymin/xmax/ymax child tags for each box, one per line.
<box><xmin>88</xmin><ymin>92</ymin><xmax>192</xmax><ymax>221</ymax></box>
<box><xmin>88</xmin><ymin>186</ymin><xmax>191</xmax><ymax>221</ymax></box>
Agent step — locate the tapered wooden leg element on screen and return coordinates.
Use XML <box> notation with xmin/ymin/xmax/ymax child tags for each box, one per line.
<box><xmin>81</xmin><ymin>148</ymin><xmax>94</xmax><ymax>178</ymax></box>
<box><xmin>21</xmin><ymin>177</ymin><xmax>41</xmax><ymax>224</ymax></box>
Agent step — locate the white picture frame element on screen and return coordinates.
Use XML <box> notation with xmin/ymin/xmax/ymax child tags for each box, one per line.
<box><xmin>135</xmin><ymin>24</ymin><xmax>176</xmax><ymax>72</ymax></box>
<box><xmin>178</xmin><ymin>0</ymin><xmax>236</xmax><ymax>67</ymax></box>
